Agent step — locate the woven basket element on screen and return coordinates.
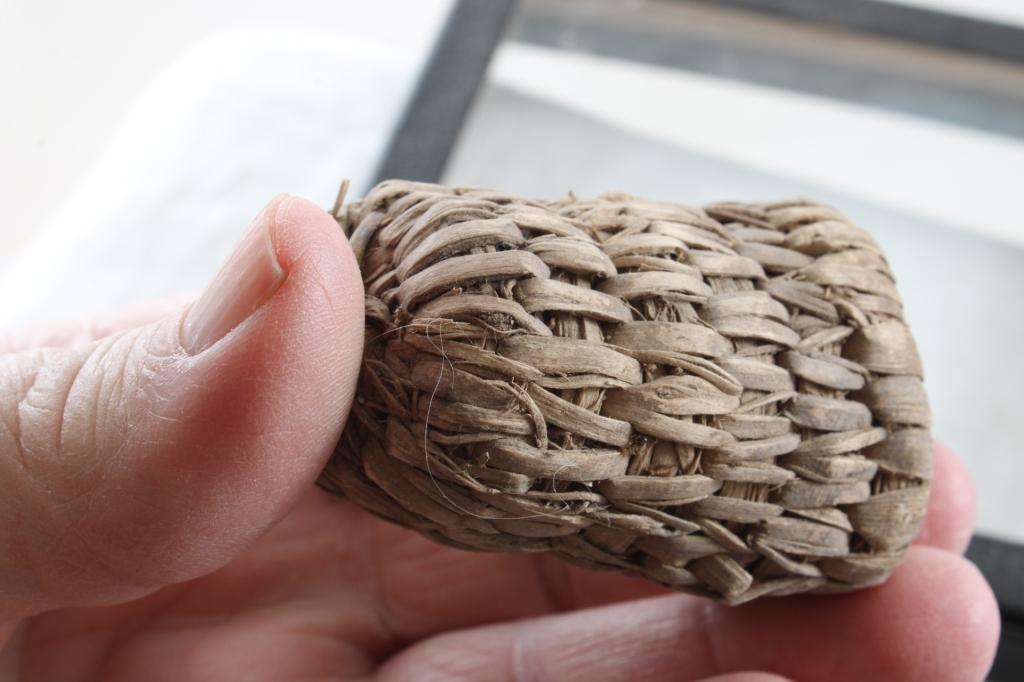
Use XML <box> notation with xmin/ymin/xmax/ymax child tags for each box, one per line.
<box><xmin>318</xmin><ymin>180</ymin><xmax>932</xmax><ymax>604</ymax></box>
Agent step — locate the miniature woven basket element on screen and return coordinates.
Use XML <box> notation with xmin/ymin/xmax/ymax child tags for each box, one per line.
<box><xmin>318</xmin><ymin>180</ymin><xmax>932</xmax><ymax>604</ymax></box>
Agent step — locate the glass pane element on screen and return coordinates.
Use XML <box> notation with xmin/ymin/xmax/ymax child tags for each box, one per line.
<box><xmin>444</xmin><ymin>0</ymin><xmax>1024</xmax><ymax>542</ymax></box>
<box><xmin>889</xmin><ymin>0</ymin><xmax>1024</xmax><ymax>26</ymax></box>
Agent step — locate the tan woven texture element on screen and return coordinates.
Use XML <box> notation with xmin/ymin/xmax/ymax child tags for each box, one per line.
<box><xmin>318</xmin><ymin>180</ymin><xmax>932</xmax><ymax>604</ymax></box>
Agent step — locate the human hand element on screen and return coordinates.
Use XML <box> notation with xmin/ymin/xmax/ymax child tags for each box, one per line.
<box><xmin>0</xmin><ymin>197</ymin><xmax>999</xmax><ymax>681</ymax></box>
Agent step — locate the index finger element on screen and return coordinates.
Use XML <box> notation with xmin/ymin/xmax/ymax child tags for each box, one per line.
<box><xmin>913</xmin><ymin>441</ymin><xmax>975</xmax><ymax>554</ymax></box>
<box><xmin>327</xmin><ymin>440</ymin><xmax>976</xmax><ymax>648</ymax></box>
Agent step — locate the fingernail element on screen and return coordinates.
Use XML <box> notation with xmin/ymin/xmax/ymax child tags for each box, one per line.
<box><xmin>182</xmin><ymin>198</ymin><xmax>288</xmax><ymax>354</ymax></box>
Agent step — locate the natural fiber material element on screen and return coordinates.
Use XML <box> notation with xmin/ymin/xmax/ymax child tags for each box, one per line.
<box><xmin>318</xmin><ymin>180</ymin><xmax>932</xmax><ymax>604</ymax></box>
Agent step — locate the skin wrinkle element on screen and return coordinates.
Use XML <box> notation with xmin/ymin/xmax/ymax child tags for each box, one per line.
<box><xmin>0</xmin><ymin>356</ymin><xmax>35</xmax><ymax>476</ymax></box>
<box><xmin>531</xmin><ymin>555</ymin><xmax>572</xmax><ymax>615</ymax></box>
<box><xmin>163</xmin><ymin>524</ymin><xmax>376</xmax><ymax>667</ymax></box>
<box><xmin>128</xmin><ymin>324</ymin><xmax>194</xmax><ymax>449</ymax></box>
<box><xmin>698</xmin><ymin>599</ymin><xmax>727</xmax><ymax>678</ymax></box>
<box><xmin>0</xmin><ymin>411</ymin><xmax>22</xmax><ymax>471</ymax></box>
<box><xmin>108</xmin><ymin>328</ymin><xmax>149</xmax><ymax>451</ymax></box>
<box><xmin>296</xmin><ymin>253</ymin><xmax>344</xmax><ymax>317</ymax></box>
<box><xmin>58</xmin><ymin>514</ymin><xmax>157</xmax><ymax>600</ymax></box>
<box><xmin>8</xmin><ymin>503</ymin><xmax>999</xmax><ymax>682</ymax></box>
<box><xmin>15</xmin><ymin>315</ymin><xmax>242</xmax><ymax>606</ymax></box>
<box><xmin>6</xmin><ymin>417</ymin><xmax>991</xmax><ymax>675</ymax></box>
<box><xmin>575</xmin><ymin>606</ymin><xmax>653</xmax><ymax>679</ymax></box>
<box><xmin>20</xmin><ymin>538</ymin><xmax>126</xmax><ymax>612</ymax></box>
<box><xmin>632</xmin><ymin>612</ymin><xmax>677</xmax><ymax>681</ymax></box>
<box><xmin>14</xmin><ymin>352</ymin><xmax>63</xmax><ymax>470</ymax></box>
<box><xmin>215</xmin><ymin>504</ymin><xmax>384</xmax><ymax>663</ymax></box>
<box><xmin>175</xmin><ymin>304</ymin><xmax>198</xmax><ymax>357</ymax></box>
<box><xmin>1</xmin><ymin>510</ymin><xmax>50</xmax><ymax>610</ymax></box>
<box><xmin>66</xmin><ymin>332</ymin><xmax>133</xmax><ymax>479</ymax></box>
<box><xmin>272</xmin><ymin>628</ymin><xmax>370</xmax><ymax>680</ymax></box>
<box><xmin>85</xmin><ymin>354</ymin><xmax>105</xmax><ymax>476</ymax></box>
<box><xmin>360</xmin><ymin>521</ymin><xmax>410</xmax><ymax>660</ymax></box>
<box><xmin>275</xmin><ymin>207</ymin><xmax>322</xmax><ymax>271</ymax></box>
<box><xmin>508</xmin><ymin>621</ymin><xmax>536</xmax><ymax>682</ymax></box>
<box><xmin>24</xmin><ymin>597</ymin><xmax>175</xmax><ymax>648</ymax></box>
<box><xmin>93</xmin><ymin>346</ymin><xmax>317</xmax><ymax>591</ymax></box>
<box><xmin>50</xmin><ymin>347</ymin><xmax>92</xmax><ymax>467</ymax></box>
<box><xmin>85</xmin><ymin>586</ymin><xmax>195</xmax><ymax>680</ymax></box>
<box><xmin>137</xmin><ymin>320</ymin><xmax>184</xmax><ymax>364</ymax></box>
<box><xmin>43</xmin><ymin>336</ymin><xmax>170</xmax><ymax>563</ymax></box>
<box><xmin>1</xmin><ymin>353</ymin><xmax>117</xmax><ymax>609</ymax></box>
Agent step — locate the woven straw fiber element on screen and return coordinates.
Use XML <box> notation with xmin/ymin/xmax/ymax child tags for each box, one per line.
<box><xmin>318</xmin><ymin>180</ymin><xmax>932</xmax><ymax>604</ymax></box>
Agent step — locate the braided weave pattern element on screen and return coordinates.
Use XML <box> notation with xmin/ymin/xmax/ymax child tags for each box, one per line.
<box><xmin>319</xmin><ymin>180</ymin><xmax>932</xmax><ymax>604</ymax></box>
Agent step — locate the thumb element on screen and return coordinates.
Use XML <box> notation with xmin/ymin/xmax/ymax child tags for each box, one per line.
<box><xmin>0</xmin><ymin>195</ymin><xmax>363</xmax><ymax>616</ymax></box>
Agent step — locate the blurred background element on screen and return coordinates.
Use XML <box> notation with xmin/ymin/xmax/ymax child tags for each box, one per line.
<box><xmin>2</xmin><ymin>0</ymin><xmax>1023</xmax><ymax>674</ymax></box>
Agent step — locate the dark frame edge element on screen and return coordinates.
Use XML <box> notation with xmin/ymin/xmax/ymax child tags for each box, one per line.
<box><xmin>372</xmin><ymin>0</ymin><xmax>519</xmax><ymax>185</ymax></box>
<box><xmin>967</xmin><ymin>534</ymin><xmax>1024</xmax><ymax>680</ymax></box>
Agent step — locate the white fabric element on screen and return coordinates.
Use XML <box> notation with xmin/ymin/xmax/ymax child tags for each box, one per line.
<box><xmin>0</xmin><ymin>24</ymin><xmax>443</xmax><ymax>324</ymax></box>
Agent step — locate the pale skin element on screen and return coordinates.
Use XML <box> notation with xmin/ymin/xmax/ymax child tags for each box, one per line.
<box><xmin>0</xmin><ymin>197</ymin><xmax>1000</xmax><ymax>681</ymax></box>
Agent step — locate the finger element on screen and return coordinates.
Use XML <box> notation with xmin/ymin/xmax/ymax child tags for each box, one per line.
<box><xmin>914</xmin><ymin>442</ymin><xmax>975</xmax><ymax>554</ymax></box>
<box><xmin>0</xmin><ymin>196</ymin><xmax>363</xmax><ymax>616</ymax></box>
<box><xmin>0</xmin><ymin>298</ymin><xmax>191</xmax><ymax>353</ymax></box>
<box><xmin>326</xmin><ymin>436</ymin><xmax>979</xmax><ymax>643</ymax></box>
<box><xmin>376</xmin><ymin>546</ymin><xmax>999</xmax><ymax>682</ymax></box>
<box><xmin>549</xmin><ymin>440</ymin><xmax>976</xmax><ymax>613</ymax></box>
